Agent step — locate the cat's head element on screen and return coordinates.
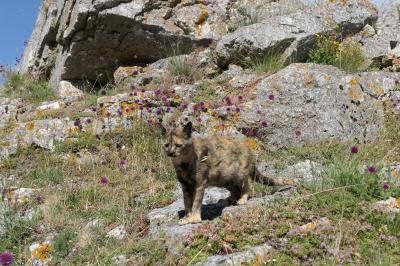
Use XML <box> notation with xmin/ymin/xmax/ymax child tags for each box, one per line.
<box><xmin>162</xmin><ymin>122</ymin><xmax>193</xmax><ymax>158</ymax></box>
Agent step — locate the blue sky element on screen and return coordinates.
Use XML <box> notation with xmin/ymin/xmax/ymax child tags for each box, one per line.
<box><xmin>0</xmin><ymin>0</ymin><xmax>41</xmax><ymax>68</ymax></box>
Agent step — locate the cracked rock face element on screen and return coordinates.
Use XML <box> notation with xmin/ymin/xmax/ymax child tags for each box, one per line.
<box><xmin>19</xmin><ymin>0</ymin><xmax>325</xmax><ymax>90</ymax></box>
<box><xmin>215</xmin><ymin>0</ymin><xmax>378</xmax><ymax>67</ymax></box>
<box><xmin>20</xmin><ymin>0</ymin><xmax>231</xmax><ymax>89</ymax></box>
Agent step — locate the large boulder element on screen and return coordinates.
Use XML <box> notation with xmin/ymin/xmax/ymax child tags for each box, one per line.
<box><xmin>20</xmin><ymin>0</ymin><xmax>231</xmax><ymax>89</ymax></box>
<box><xmin>215</xmin><ymin>0</ymin><xmax>378</xmax><ymax>67</ymax></box>
<box><xmin>236</xmin><ymin>63</ymin><xmax>399</xmax><ymax>149</ymax></box>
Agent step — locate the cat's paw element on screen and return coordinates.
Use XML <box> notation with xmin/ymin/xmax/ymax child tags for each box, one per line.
<box><xmin>179</xmin><ymin>214</ymin><xmax>201</xmax><ymax>225</ymax></box>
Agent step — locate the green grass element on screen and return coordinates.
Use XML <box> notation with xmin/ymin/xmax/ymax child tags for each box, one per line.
<box><xmin>28</xmin><ymin>167</ymin><xmax>65</xmax><ymax>186</ymax></box>
<box><xmin>51</xmin><ymin>228</ymin><xmax>78</xmax><ymax>261</ymax></box>
<box><xmin>243</xmin><ymin>51</ymin><xmax>284</xmax><ymax>73</ymax></box>
<box><xmin>192</xmin><ymin>80</ymin><xmax>220</xmax><ymax>103</ymax></box>
<box><xmin>4</xmin><ymin>72</ymin><xmax>56</xmax><ymax>104</ymax></box>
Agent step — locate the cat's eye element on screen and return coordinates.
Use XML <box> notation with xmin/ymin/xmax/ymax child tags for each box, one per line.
<box><xmin>164</xmin><ymin>143</ymin><xmax>169</xmax><ymax>147</ymax></box>
<box><xmin>175</xmin><ymin>144</ymin><xmax>183</xmax><ymax>148</ymax></box>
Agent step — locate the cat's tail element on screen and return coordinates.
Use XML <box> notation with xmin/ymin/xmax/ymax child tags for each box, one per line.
<box><xmin>251</xmin><ymin>167</ymin><xmax>294</xmax><ymax>186</ymax></box>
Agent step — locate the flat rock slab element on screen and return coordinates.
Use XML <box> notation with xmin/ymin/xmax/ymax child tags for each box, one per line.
<box><xmin>148</xmin><ymin>187</ymin><xmax>294</xmax><ymax>254</ymax></box>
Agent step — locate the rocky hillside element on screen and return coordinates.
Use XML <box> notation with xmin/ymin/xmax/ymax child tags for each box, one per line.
<box><xmin>1</xmin><ymin>0</ymin><xmax>400</xmax><ymax>265</ymax></box>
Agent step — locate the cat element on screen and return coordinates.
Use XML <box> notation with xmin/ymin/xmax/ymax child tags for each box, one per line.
<box><xmin>162</xmin><ymin>122</ymin><xmax>290</xmax><ymax>225</ymax></box>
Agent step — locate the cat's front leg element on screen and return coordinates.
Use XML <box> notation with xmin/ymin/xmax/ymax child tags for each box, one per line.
<box><xmin>179</xmin><ymin>183</ymin><xmax>205</xmax><ymax>225</ymax></box>
<box><xmin>181</xmin><ymin>183</ymin><xmax>194</xmax><ymax>217</ymax></box>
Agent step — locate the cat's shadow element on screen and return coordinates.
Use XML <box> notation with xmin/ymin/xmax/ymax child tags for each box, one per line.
<box><xmin>177</xmin><ymin>201</ymin><xmax>229</xmax><ymax>221</ymax></box>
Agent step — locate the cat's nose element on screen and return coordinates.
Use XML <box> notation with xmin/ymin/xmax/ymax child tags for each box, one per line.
<box><xmin>167</xmin><ymin>152</ymin><xmax>174</xmax><ymax>157</ymax></box>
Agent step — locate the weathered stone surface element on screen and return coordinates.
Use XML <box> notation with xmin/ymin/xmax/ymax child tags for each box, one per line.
<box><xmin>58</xmin><ymin>81</ymin><xmax>84</xmax><ymax>103</ymax></box>
<box><xmin>195</xmin><ymin>244</ymin><xmax>272</xmax><ymax>266</ymax></box>
<box><xmin>36</xmin><ymin>101</ymin><xmax>65</xmax><ymax>111</ymax></box>
<box><xmin>361</xmin><ymin>0</ymin><xmax>400</xmax><ymax>66</ymax></box>
<box><xmin>215</xmin><ymin>0</ymin><xmax>378</xmax><ymax>67</ymax></box>
<box><xmin>227</xmin><ymin>0</ymin><xmax>306</xmax><ymax>33</ymax></box>
<box><xmin>260</xmin><ymin>160</ymin><xmax>324</xmax><ymax>183</ymax></box>
<box><xmin>0</xmin><ymin>97</ymin><xmax>21</xmax><ymax>128</ymax></box>
<box><xmin>107</xmin><ymin>224</ymin><xmax>127</xmax><ymax>239</ymax></box>
<box><xmin>373</xmin><ymin>197</ymin><xmax>400</xmax><ymax>215</ymax></box>
<box><xmin>29</xmin><ymin>240</ymin><xmax>52</xmax><ymax>266</ymax></box>
<box><xmin>237</xmin><ymin>63</ymin><xmax>395</xmax><ymax>149</ymax></box>
<box><xmin>21</xmin><ymin>0</ymin><xmax>231</xmax><ymax>89</ymax></box>
<box><xmin>149</xmin><ymin>185</ymin><xmax>294</xmax><ymax>254</ymax></box>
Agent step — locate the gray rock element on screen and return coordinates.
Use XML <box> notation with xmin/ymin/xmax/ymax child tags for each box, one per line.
<box><xmin>107</xmin><ymin>224</ymin><xmax>127</xmax><ymax>239</ymax></box>
<box><xmin>215</xmin><ymin>0</ymin><xmax>378</xmax><ymax>67</ymax></box>
<box><xmin>361</xmin><ymin>0</ymin><xmax>400</xmax><ymax>66</ymax></box>
<box><xmin>36</xmin><ymin>101</ymin><xmax>65</xmax><ymax>111</ymax></box>
<box><xmin>20</xmin><ymin>0</ymin><xmax>231</xmax><ymax>88</ymax></box>
<box><xmin>0</xmin><ymin>97</ymin><xmax>20</xmax><ymax>128</ymax></box>
<box><xmin>237</xmin><ymin>63</ymin><xmax>394</xmax><ymax>149</ymax></box>
<box><xmin>58</xmin><ymin>81</ymin><xmax>84</xmax><ymax>103</ymax></box>
<box><xmin>196</xmin><ymin>244</ymin><xmax>272</xmax><ymax>266</ymax></box>
<box><xmin>259</xmin><ymin>160</ymin><xmax>324</xmax><ymax>183</ymax></box>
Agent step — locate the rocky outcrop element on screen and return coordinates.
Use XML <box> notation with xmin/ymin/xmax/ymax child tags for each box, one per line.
<box><xmin>215</xmin><ymin>0</ymin><xmax>378</xmax><ymax>67</ymax></box>
<box><xmin>20</xmin><ymin>0</ymin><xmax>231</xmax><ymax>89</ymax></box>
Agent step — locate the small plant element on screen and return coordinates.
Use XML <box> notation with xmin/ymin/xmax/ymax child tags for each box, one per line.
<box><xmin>307</xmin><ymin>32</ymin><xmax>367</xmax><ymax>72</ymax></box>
<box><xmin>243</xmin><ymin>50</ymin><xmax>284</xmax><ymax>73</ymax></box>
<box><xmin>28</xmin><ymin>167</ymin><xmax>65</xmax><ymax>186</ymax></box>
<box><xmin>52</xmin><ymin>228</ymin><xmax>77</xmax><ymax>260</ymax></box>
<box><xmin>4</xmin><ymin>72</ymin><xmax>56</xmax><ymax>104</ymax></box>
<box><xmin>169</xmin><ymin>56</ymin><xmax>193</xmax><ymax>78</ymax></box>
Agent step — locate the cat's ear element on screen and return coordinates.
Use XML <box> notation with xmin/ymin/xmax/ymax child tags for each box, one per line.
<box><xmin>182</xmin><ymin>121</ymin><xmax>192</xmax><ymax>138</ymax></box>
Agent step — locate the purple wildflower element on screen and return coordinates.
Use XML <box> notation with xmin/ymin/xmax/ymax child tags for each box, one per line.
<box><xmin>86</xmin><ymin>118</ymin><xmax>92</xmax><ymax>124</ymax></box>
<box><xmin>36</xmin><ymin>195</ymin><xmax>44</xmax><ymax>204</ymax></box>
<box><xmin>99</xmin><ymin>176</ymin><xmax>109</xmax><ymax>184</ymax></box>
<box><xmin>162</xmin><ymin>96</ymin><xmax>167</xmax><ymax>102</ymax></box>
<box><xmin>235</xmin><ymin>107</ymin><xmax>241</xmax><ymax>113</ymax></box>
<box><xmin>171</xmin><ymin>89</ymin><xmax>175</xmax><ymax>94</ymax></box>
<box><xmin>225</xmin><ymin>96</ymin><xmax>232</xmax><ymax>106</ymax></box>
<box><xmin>150</xmin><ymin>168</ymin><xmax>156</xmax><ymax>173</ymax></box>
<box><xmin>226</xmin><ymin>107</ymin><xmax>231</xmax><ymax>112</ymax></box>
<box><xmin>295</xmin><ymin>130</ymin><xmax>301</xmax><ymax>137</ymax></box>
<box><xmin>181</xmin><ymin>103</ymin><xmax>188</xmax><ymax>110</ymax></box>
<box><xmin>201</xmin><ymin>107</ymin><xmax>208</xmax><ymax>112</ymax></box>
<box><xmin>96</xmin><ymin>134</ymin><xmax>101</xmax><ymax>140</ymax></box>
<box><xmin>261</xmin><ymin>121</ymin><xmax>268</xmax><ymax>127</ymax></box>
<box><xmin>193</xmin><ymin>105</ymin><xmax>199</xmax><ymax>111</ymax></box>
<box><xmin>154</xmin><ymin>89</ymin><xmax>161</xmax><ymax>96</ymax></box>
<box><xmin>147</xmin><ymin>107</ymin><xmax>152</xmax><ymax>113</ymax></box>
<box><xmin>238</xmin><ymin>95</ymin><xmax>244</xmax><ymax>101</ymax></box>
<box><xmin>257</xmin><ymin>110</ymin><xmax>262</xmax><ymax>115</ymax></box>
<box><xmin>166</xmin><ymin>107</ymin><xmax>171</xmax><ymax>113</ymax></box>
<box><xmin>119</xmin><ymin>160</ymin><xmax>126</xmax><ymax>166</ymax></box>
<box><xmin>133</xmin><ymin>92</ymin><xmax>138</xmax><ymax>96</ymax></box>
<box><xmin>268</xmin><ymin>94</ymin><xmax>275</xmax><ymax>101</ymax></box>
<box><xmin>74</xmin><ymin>119</ymin><xmax>81</xmax><ymax>127</ymax></box>
<box><xmin>199</xmin><ymin>101</ymin><xmax>205</xmax><ymax>107</ymax></box>
<box><xmin>147</xmin><ymin>119</ymin><xmax>153</xmax><ymax>125</ymax></box>
<box><xmin>367</xmin><ymin>166</ymin><xmax>376</xmax><ymax>173</ymax></box>
<box><xmin>382</xmin><ymin>182</ymin><xmax>390</xmax><ymax>190</ymax></box>
<box><xmin>139</xmin><ymin>106</ymin><xmax>144</xmax><ymax>111</ymax></box>
<box><xmin>350</xmin><ymin>146</ymin><xmax>359</xmax><ymax>154</ymax></box>
<box><xmin>156</xmin><ymin>108</ymin><xmax>162</xmax><ymax>115</ymax></box>
<box><xmin>117</xmin><ymin>110</ymin><xmax>123</xmax><ymax>117</ymax></box>
<box><xmin>0</xmin><ymin>251</ymin><xmax>13</xmax><ymax>266</ymax></box>
<box><xmin>91</xmin><ymin>107</ymin><xmax>97</xmax><ymax>112</ymax></box>
<box><xmin>141</xmin><ymin>88</ymin><xmax>146</xmax><ymax>93</ymax></box>
<box><xmin>129</xmin><ymin>92</ymin><xmax>134</xmax><ymax>97</ymax></box>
